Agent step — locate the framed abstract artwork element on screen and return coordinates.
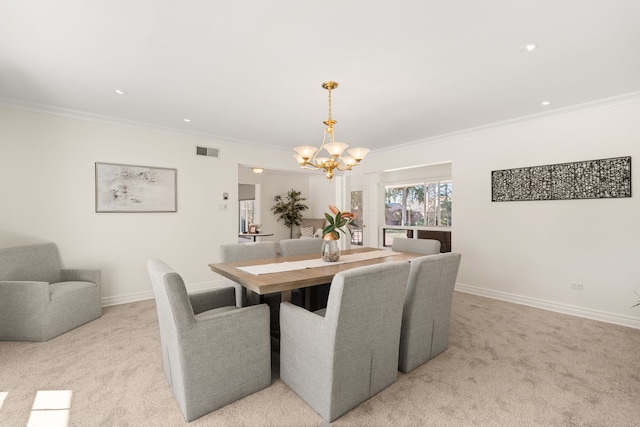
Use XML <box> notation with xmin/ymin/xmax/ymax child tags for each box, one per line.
<box><xmin>95</xmin><ymin>162</ymin><xmax>177</xmax><ymax>212</ymax></box>
<box><xmin>491</xmin><ymin>156</ymin><xmax>631</xmax><ymax>202</ymax></box>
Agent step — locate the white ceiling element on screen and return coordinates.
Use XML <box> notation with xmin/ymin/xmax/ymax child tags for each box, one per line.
<box><xmin>1</xmin><ymin>1</ymin><xmax>639</xmax><ymax>153</ymax></box>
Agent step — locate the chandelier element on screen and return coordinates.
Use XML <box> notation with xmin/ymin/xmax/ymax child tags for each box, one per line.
<box><xmin>293</xmin><ymin>81</ymin><xmax>369</xmax><ymax>181</ymax></box>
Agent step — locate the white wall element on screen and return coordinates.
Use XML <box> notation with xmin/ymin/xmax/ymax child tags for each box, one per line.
<box><xmin>357</xmin><ymin>96</ymin><xmax>640</xmax><ymax>328</ymax></box>
<box><xmin>2</xmin><ymin>96</ymin><xmax>639</xmax><ymax>328</ymax></box>
<box><xmin>308</xmin><ymin>174</ymin><xmax>338</xmax><ymax>217</ymax></box>
<box><xmin>0</xmin><ymin>107</ymin><xmax>299</xmax><ymax>305</ymax></box>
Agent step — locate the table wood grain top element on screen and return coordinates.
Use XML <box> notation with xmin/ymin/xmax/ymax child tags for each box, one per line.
<box><xmin>208</xmin><ymin>247</ymin><xmax>420</xmax><ymax>295</ymax></box>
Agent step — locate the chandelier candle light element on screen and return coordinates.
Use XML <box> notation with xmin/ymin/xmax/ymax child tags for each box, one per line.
<box><xmin>293</xmin><ymin>81</ymin><xmax>369</xmax><ymax>181</ymax></box>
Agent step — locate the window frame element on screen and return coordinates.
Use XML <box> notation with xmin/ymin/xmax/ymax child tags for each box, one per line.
<box><xmin>380</xmin><ymin>177</ymin><xmax>452</xmax><ymax>247</ymax></box>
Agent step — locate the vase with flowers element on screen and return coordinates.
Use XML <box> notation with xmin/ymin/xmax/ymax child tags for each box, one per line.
<box><xmin>321</xmin><ymin>205</ymin><xmax>356</xmax><ymax>262</ymax></box>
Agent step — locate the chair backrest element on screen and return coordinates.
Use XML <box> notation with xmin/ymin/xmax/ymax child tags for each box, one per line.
<box><xmin>399</xmin><ymin>252</ymin><xmax>461</xmax><ymax>372</ymax></box>
<box><xmin>325</xmin><ymin>261</ymin><xmax>410</xmax><ymax>398</ymax></box>
<box><xmin>219</xmin><ymin>242</ymin><xmax>278</xmax><ymax>307</ymax></box>
<box><xmin>392</xmin><ymin>237</ymin><xmax>441</xmax><ymax>255</ymax></box>
<box><xmin>147</xmin><ymin>259</ymin><xmax>195</xmax><ymax>391</ymax></box>
<box><xmin>0</xmin><ymin>243</ymin><xmax>62</xmax><ymax>283</ymax></box>
<box><xmin>147</xmin><ymin>259</ymin><xmax>195</xmax><ymax>331</ymax></box>
<box><xmin>279</xmin><ymin>238</ymin><xmax>323</xmax><ymax>257</ymax></box>
<box><xmin>219</xmin><ymin>242</ymin><xmax>278</xmax><ymax>263</ymax></box>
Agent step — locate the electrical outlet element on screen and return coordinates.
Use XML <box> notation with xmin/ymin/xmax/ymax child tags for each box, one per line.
<box><xmin>570</xmin><ymin>282</ymin><xmax>583</xmax><ymax>290</ymax></box>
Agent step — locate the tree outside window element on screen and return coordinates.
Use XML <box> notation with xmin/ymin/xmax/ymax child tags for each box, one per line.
<box><xmin>384</xmin><ymin>180</ymin><xmax>451</xmax><ymax>227</ymax></box>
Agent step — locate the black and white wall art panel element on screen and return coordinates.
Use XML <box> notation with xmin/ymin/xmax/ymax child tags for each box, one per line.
<box><xmin>491</xmin><ymin>156</ymin><xmax>631</xmax><ymax>202</ymax></box>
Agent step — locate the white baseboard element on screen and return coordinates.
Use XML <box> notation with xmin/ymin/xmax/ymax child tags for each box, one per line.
<box><xmin>455</xmin><ymin>283</ymin><xmax>640</xmax><ymax>330</ymax></box>
<box><xmin>101</xmin><ymin>280</ymin><xmax>226</xmax><ymax>307</ymax></box>
<box><xmin>102</xmin><ymin>280</ymin><xmax>640</xmax><ymax>330</ymax></box>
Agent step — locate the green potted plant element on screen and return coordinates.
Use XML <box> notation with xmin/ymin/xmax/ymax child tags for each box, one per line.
<box><xmin>271</xmin><ymin>189</ymin><xmax>309</xmax><ymax>239</ymax></box>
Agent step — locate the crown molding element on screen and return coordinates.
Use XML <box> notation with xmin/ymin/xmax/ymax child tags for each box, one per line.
<box><xmin>3</xmin><ymin>90</ymin><xmax>640</xmax><ymax>156</ymax></box>
<box><xmin>0</xmin><ymin>96</ymin><xmax>290</xmax><ymax>152</ymax></box>
<box><xmin>373</xmin><ymin>90</ymin><xmax>640</xmax><ymax>155</ymax></box>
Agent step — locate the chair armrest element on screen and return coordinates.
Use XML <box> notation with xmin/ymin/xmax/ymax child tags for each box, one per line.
<box><xmin>280</xmin><ymin>301</ymin><xmax>328</xmax><ymax>356</ymax></box>
<box><xmin>0</xmin><ymin>281</ymin><xmax>50</xmax><ymax>303</ymax></box>
<box><xmin>182</xmin><ymin>304</ymin><xmax>271</xmax><ymax>360</ymax></box>
<box><xmin>60</xmin><ymin>269</ymin><xmax>101</xmax><ymax>286</ymax></box>
<box><xmin>279</xmin><ymin>301</ymin><xmax>333</xmax><ymax>398</ymax></box>
<box><xmin>280</xmin><ymin>301</ymin><xmax>325</xmax><ymax>330</ymax></box>
<box><xmin>188</xmin><ymin>286</ymin><xmax>236</xmax><ymax>315</ymax></box>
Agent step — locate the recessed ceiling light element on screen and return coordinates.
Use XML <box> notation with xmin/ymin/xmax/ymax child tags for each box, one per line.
<box><xmin>114</xmin><ymin>89</ymin><xmax>127</xmax><ymax>95</ymax></box>
<box><xmin>541</xmin><ymin>101</ymin><xmax>551</xmax><ymax>106</ymax></box>
<box><xmin>183</xmin><ymin>118</ymin><xmax>192</xmax><ymax>123</ymax></box>
<box><xmin>520</xmin><ymin>43</ymin><xmax>538</xmax><ymax>52</ymax></box>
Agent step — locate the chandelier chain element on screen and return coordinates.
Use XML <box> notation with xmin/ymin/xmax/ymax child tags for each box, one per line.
<box><xmin>327</xmin><ymin>87</ymin><xmax>332</xmax><ymax>123</ymax></box>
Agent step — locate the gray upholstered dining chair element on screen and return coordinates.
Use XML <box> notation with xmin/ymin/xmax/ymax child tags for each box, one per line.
<box><xmin>392</xmin><ymin>237</ymin><xmax>441</xmax><ymax>255</ymax></box>
<box><xmin>147</xmin><ymin>259</ymin><xmax>271</xmax><ymax>422</ymax></box>
<box><xmin>398</xmin><ymin>252</ymin><xmax>461</xmax><ymax>373</ymax></box>
<box><xmin>280</xmin><ymin>261</ymin><xmax>410</xmax><ymax>423</ymax></box>
<box><xmin>219</xmin><ymin>242</ymin><xmax>278</xmax><ymax>307</ymax></box>
<box><xmin>279</xmin><ymin>238</ymin><xmax>323</xmax><ymax>257</ymax></box>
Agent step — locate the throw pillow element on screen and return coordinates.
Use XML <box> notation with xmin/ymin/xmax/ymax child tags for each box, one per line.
<box><xmin>300</xmin><ymin>226</ymin><xmax>314</xmax><ymax>238</ymax></box>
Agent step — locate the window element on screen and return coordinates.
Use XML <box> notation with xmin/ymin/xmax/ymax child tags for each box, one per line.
<box><xmin>384</xmin><ymin>180</ymin><xmax>452</xmax><ymax>227</ymax></box>
<box><xmin>350</xmin><ymin>190</ymin><xmax>363</xmax><ymax>246</ymax></box>
<box><xmin>383</xmin><ymin>228</ymin><xmax>413</xmax><ymax>247</ymax></box>
<box><xmin>239</xmin><ymin>200</ymin><xmax>255</xmax><ymax>233</ymax></box>
<box><xmin>239</xmin><ymin>183</ymin><xmax>259</xmax><ymax>234</ymax></box>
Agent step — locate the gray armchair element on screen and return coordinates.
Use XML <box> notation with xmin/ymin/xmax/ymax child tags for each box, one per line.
<box><xmin>280</xmin><ymin>261</ymin><xmax>410</xmax><ymax>423</ymax></box>
<box><xmin>0</xmin><ymin>243</ymin><xmax>101</xmax><ymax>341</ymax></box>
<box><xmin>399</xmin><ymin>253</ymin><xmax>461</xmax><ymax>373</ymax></box>
<box><xmin>220</xmin><ymin>242</ymin><xmax>278</xmax><ymax>307</ymax></box>
<box><xmin>392</xmin><ymin>237</ymin><xmax>441</xmax><ymax>255</ymax></box>
<box><xmin>147</xmin><ymin>259</ymin><xmax>271</xmax><ymax>422</ymax></box>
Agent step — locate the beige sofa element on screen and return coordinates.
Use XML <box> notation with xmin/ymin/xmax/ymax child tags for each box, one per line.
<box><xmin>299</xmin><ymin>218</ymin><xmax>326</xmax><ymax>238</ymax></box>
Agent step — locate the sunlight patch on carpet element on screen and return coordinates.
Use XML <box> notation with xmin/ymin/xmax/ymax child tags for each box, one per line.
<box><xmin>27</xmin><ymin>390</ymin><xmax>73</xmax><ymax>427</ymax></box>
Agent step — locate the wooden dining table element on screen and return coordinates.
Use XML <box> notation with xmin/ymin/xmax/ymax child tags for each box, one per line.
<box><xmin>208</xmin><ymin>246</ymin><xmax>421</xmax><ymax>303</ymax></box>
<box><xmin>210</xmin><ymin>246</ymin><xmax>422</xmax><ymax>350</ymax></box>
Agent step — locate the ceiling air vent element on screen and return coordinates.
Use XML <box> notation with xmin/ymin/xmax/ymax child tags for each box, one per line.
<box><xmin>196</xmin><ymin>146</ymin><xmax>220</xmax><ymax>158</ymax></box>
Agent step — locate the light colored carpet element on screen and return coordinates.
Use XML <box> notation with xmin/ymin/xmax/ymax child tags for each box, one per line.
<box><xmin>1</xmin><ymin>291</ymin><xmax>639</xmax><ymax>426</ymax></box>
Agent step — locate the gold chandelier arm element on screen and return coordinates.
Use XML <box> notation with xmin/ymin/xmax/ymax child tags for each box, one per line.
<box><xmin>336</xmin><ymin>163</ymin><xmax>356</xmax><ymax>172</ymax></box>
<box><xmin>310</xmin><ymin>127</ymin><xmax>329</xmax><ymax>164</ymax></box>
